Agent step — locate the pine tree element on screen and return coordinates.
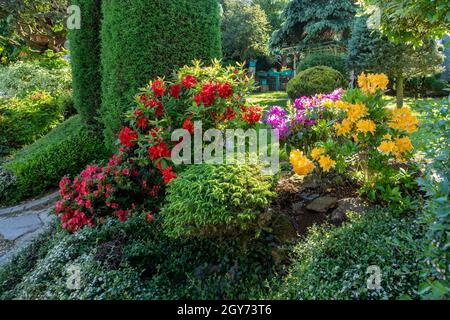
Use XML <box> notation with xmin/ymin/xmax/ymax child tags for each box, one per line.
<box><xmin>270</xmin><ymin>0</ymin><xmax>357</xmax><ymax>49</ymax></box>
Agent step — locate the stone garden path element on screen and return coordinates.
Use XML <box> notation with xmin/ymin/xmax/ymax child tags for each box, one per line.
<box><xmin>0</xmin><ymin>192</ymin><xmax>59</xmax><ymax>266</ymax></box>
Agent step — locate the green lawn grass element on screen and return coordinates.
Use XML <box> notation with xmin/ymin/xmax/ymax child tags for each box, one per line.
<box><xmin>248</xmin><ymin>91</ymin><xmax>288</xmax><ymax>100</ymax></box>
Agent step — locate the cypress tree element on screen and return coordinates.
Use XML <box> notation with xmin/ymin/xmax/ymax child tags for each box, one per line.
<box><xmin>69</xmin><ymin>0</ymin><xmax>103</xmax><ymax>127</ymax></box>
<box><xmin>100</xmin><ymin>0</ymin><xmax>222</xmax><ymax>151</ymax></box>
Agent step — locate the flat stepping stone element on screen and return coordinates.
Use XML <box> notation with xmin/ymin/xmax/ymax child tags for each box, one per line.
<box><xmin>0</xmin><ymin>191</ymin><xmax>58</xmax><ymax>217</ymax></box>
<box><xmin>306</xmin><ymin>196</ymin><xmax>338</xmax><ymax>213</ymax></box>
<box><xmin>0</xmin><ymin>213</ymin><xmax>42</xmax><ymax>241</ymax></box>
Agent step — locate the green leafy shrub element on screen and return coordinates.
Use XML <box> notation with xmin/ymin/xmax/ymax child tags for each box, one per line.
<box><xmin>286</xmin><ymin>66</ymin><xmax>347</xmax><ymax>100</ymax></box>
<box><xmin>100</xmin><ymin>0</ymin><xmax>222</xmax><ymax>151</ymax></box>
<box><xmin>0</xmin><ymin>91</ymin><xmax>65</xmax><ymax>155</ymax></box>
<box><xmin>161</xmin><ymin>164</ymin><xmax>275</xmax><ymax>238</ymax></box>
<box><xmin>415</xmin><ymin>97</ymin><xmax>450</xmax><ymax>299</ymax></box>
<box><xmin>0</xmin><ymin>60</ymin><xmax>71</xmax><ymax>97</ymax></box>
<box><xmin>2</xmin><ymin>116</ymin><xmax>108</xmax><ymax>204</ymax></box>
<box><xmin>270</xmin><ymin>210</ymin><xmax>424</xmax><ymax>300</ymax></box>
<box><xmin>405</xmin><ymin>74</ymin><xmax>448</xmax><ymax>97</ymax></box>
<box><xmin>297</xmin><ymin>53</ymin><xmax>348</xmax><ymax>76</ymax></box>
<box><xmin>69</xmin><ymin>0</ymin><xmax>102</xmax><ymax>127</ymax></box>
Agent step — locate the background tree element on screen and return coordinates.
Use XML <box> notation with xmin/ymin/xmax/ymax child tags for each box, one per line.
<box><xmin>100</xmin><ymin>0</ymin><xmax>222</xmax><ymax>151</ymax></box>
<box><xmin>69</xmin><ymin>0</ymin><xmax>102</xmax><ymax>128</ymax></box>
<box><xmin>0</xmin><ymin>0</ymin><xmax>69</xmax><ymax>52</ymax></box>
<box><xmin>270</xmin><ymin>0</ymin><xmax>357</xmax><ymax>49</ymax></box>
<box><xmin>221</xmin><ymin>0</ymin><xmax>270</xmax><ymax>62</ymax></box>
<box><xmin>348</xmin><ymin>16</ymin><xmax>445</xmax><ymax>107</ymax></box>
<box><xmin>252</xmin><ymin>0</ymin><xmax>288</xmax><ymax>33</ymax></box>
<box><xmin>359</xmin><ymin>0</ymin><xmax>450</xmax><ymax>44</ymax></box>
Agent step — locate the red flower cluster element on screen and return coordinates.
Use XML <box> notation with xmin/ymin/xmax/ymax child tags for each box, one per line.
<box><xmin>182</xmin><ymin>115</ymin><xmax>194</xmax><ymax>134</ymax></box>
<box><xmin>157</xmin><ymin>163</ymin><xmax>177</xmax><ymax>184</ymax></box>
<box><xmin>170</xmin><ymin>84</ymin><xmax>182</xmax><ymax>99</ymax></box>
<box><xmin>147</xmin><ymin>141</ymin><xmax>171</xmax><ymax>161</ymax></box>
<box><xmin>152</xmin><ymin>80</ymin><xmax>165</xmax><ymax>98</ymax></box>
<box><xmin>194</xmin><ymin>81</ymin><xmax>234</xmax><ymax>107</ymax></box>
<box><xmin>182</xmin><ymin>74</ymin><xmax>197</xmax><ymax>88</ymax></box>
<box><xmin>119</xmin><ymin>127</ymin><xmax>138</xmax><ymax>147</ymax></box>
<box><xmin>134</xmin><ymin>109</ymin><xmax>148</xmax><ymax>128</ymax></box>
<box><xmin>213</xmin><ymin>106</ymin><xmax>237</xmax><ymax>122</ymax></box>
<box><xmin>241</xmin><ymin>105</ymin><xmax>263</xmax><ymax>124</ymax></box>
<box><xmin>218</xmin><ymin>82</ymin><xmax>233</xmax><ymax>99</ymax></box>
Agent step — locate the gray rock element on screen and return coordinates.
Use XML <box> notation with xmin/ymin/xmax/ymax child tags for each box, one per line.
<box><xmin>0</xmin><ymin>213</ymin><xmax>42</xmax><ymax>241</ymax></box>
<box><xmin>306</xmin><ymin>196</ymin><xmax>338</xmax><ymax>213</ymax></box>
<box><xmin>299</xmin><ymin>193</ymin><xmax>320</xmax><ymax>201</ymax></box>
<box><xmin>0</xmin><ymin>191</ymin><xmax>58</xmax><ymax>217</ymax></box>
<box><xmin>0</xmin><ymin>226</ymin><xmax>49</xmax><ymax>266</ymax></box>
<box><xmin>331</xmin><ymin>198</ymin><xmax>368</xmax><ymax>223</ymax></box>
<box><xmin>38</xmin><ymin>209</ymin><xmax>55</xmax><ymax>224</ymax></box>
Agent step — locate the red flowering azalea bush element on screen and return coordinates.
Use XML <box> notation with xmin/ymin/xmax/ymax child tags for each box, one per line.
<box><xmin>56</xmin><ymin>149</ymin><xmax>164</xmax><ymax>232</ymax></box>
<box><xmin>55</xmin><ymin>60</ymin><xmax>264</xmax><ymax>232</ymax></box>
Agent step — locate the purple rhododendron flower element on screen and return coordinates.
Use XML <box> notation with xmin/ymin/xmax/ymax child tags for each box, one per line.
<box><xmin>264</xmin><ymin>106</ymin><xmax>290</xmax><ymax>138</ymax></box>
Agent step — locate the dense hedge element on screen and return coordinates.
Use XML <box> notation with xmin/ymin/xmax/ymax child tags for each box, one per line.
<box><xmin>297</xmin><ymin>53</ymin><xmax>348</xmax><ymax>77</ymax></box>
<box><xmin>69</xmin><ymin>0</ymin><xmax>102</xmax><ymax>127</ymax></box>
<box><xmin>286</xmin><ymin>66</ymin><xmax>347</xmax><ymax>100</ymax></box>
<box><xmin>100</xmin><ymin>0</ymin><xmax>222</xmax><ymax>151</ymax></box>
<box><xmin>3</xmin><ymin>116</ymin><xmax>108</xmax><ymax>203</ymax></box>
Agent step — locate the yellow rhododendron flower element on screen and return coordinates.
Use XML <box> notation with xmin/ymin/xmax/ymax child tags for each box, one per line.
<box><xmin>395</xmin><ymin>136</ymin><xmax>413</xmax><ymax>153</ymax></box>
<box><xmin>335</xmin><ymin>118</ymin><xmax>353</xmax><ymax>136</ymax></box>
<box><xmin>358</xmin><ymin>73</ymin><xmax>389</xmax><ymax>94</ymax></box>
<box><xmin>335</xmin><ymin>100</ymin><xmax>350</xmax><ymax>111</ymax></box>
<box><xmin>311</xmin><ymin>147</ymin><xmax>325</xmax><ymax>160</ymax></box>
<box><xmin>290</xmin><ymin>150</ymin><xmax>315</xmax><ymax>176</ymax></box>
<box><xmin>356</xmin><ymin>119</ymin><xmax>376</xmax><ymax>135</ymax></box>
<box><xmin>377</xmin><ymin>140</ymin><xmax>396</xmax><ymax>155</ymax></box>
<box><xmin>383</xmin><ymin>134</ymin><xmax>392</xmax><ymax>140</ymax></box>
<box><xmin>318</xmin><ymin>155</ymin><xmax>336</xmax><ymax>172</ymax></box>
<box><xmin>346</xmin><ymin>103</ymin><xmax>368</xmax><ymax>123</ymax></box>
<box><xmin>388</xmin><ymin>107</ymin><xmax>419</xmax><ymax>134</ymax></box>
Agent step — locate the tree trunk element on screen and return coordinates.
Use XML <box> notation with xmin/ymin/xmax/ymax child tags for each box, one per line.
<box><xmin>396</xmin><ymin>73</ymin><xmax>404</xmax><ymax>108</ymax></box>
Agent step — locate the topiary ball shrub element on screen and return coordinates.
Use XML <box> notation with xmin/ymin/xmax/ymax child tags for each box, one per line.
<box><xmin>160</xmin><ymin>164</ymin><xmax>275</xmax><ymax>239</ymax></box>
<box><xmin>286</xmin><ymin>66</ymin><xmax>348</xmax><ymax>100</ymax></box>
<box><xmin>297</xmin><ymin>53</ymin><xmax>348</xmax><ymax>76</ymax></box>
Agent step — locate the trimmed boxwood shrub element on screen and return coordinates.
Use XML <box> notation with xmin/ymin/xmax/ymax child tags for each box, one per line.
<box><xmin>100</xmin><ymin>0</ymin><xmax>222</xmax><ymax>151</ymax></box>
<box><xmin>2</xmin><ymin>116</ymin><xmax>108</xmax><ymax>204</ymax></box>
<box><xmin>69</xmin><ymin>0</ymin><xmax>102</xmax><ymax>127</ymax></box>
<box><xmin>160</xmin><ymin>164</ymin><xmax>275</xmax><ymax>239</ymax></box>
<box><xmin>297</xmin><ymin>53</ymin><xmax>348</xmax><ymax>77</ymax></box>
<box><xmin>286</xmin><ymin>66</ymin><xmax>347</xmax><ymax>100</ymax></box>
